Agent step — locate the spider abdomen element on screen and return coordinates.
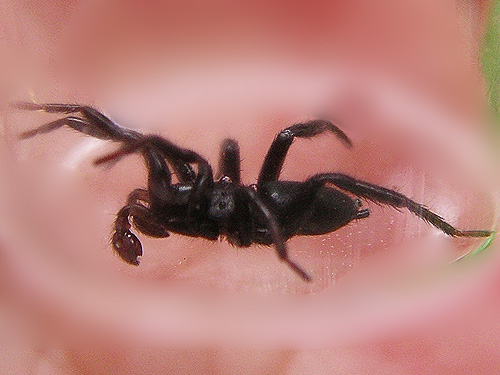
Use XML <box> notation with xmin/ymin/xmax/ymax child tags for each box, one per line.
<box><xmin>297</xmin><ymin>187</ymin><xmax>361</xmax><ymax>235</ymax></box>
<box><xmin>259</xmin><ymin>181</ymin><xmax>363</xmax><ymax>238</ymax></box>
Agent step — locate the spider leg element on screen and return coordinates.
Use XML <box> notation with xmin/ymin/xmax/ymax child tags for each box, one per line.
<box><xmin>145</xmin><ymin>135</ymin><xmax>214</xmax><ymax>216</ymax></box>
<box><xmin>94</xmin><ymin>143</ymin><xmax>197</xmax><ymax>184</ymax></box>
<box><xmin>143</xmin><ymin>149</ymin><xmax>185</xmax><ymax>208</ymax></box>
<box><xmin>309</xmin><ymin>173</ymin><xmax>494</xmax><ymax>237</ymax></box>
<box><xmin>104</xmin><ymin>135</ymin><xmax>213</xmax><ymax>219</ymax></box>
<box><xmin>19</xmin><ymin>116</ymin><xmax>96</xmax><ymax>139</ymax></box>
<box><xmin>216</xmin><ymin>138</ymin><xmax>241</xmax><ymax>183</ymax></box>
<box><xmin>257</xmin><ymin>119</ymin><xmax>352</xmax><ymax>188</ymax></box>
<box><xmin>243</xmin><ymin>188</ymin><xmax>312</xmax><ymax>282</ymax></box>
<box><xmin>13</xmin><ymin>101</ymin><xmax>142</xmax><ymax>142</ymax></box>
<box><xmin>13</xmin><ymin>101</ymin><xmax>197</xmax><ymax>184</ymax></box>
<box><xmin>95</xmin><ymin>135</ymin><xmax>212</xmax><ymax>192</ymax></box>
<box><xmin>112</xmin><ymin>189</ymin><xmax>170</xmax><ymax>265</ymax></box>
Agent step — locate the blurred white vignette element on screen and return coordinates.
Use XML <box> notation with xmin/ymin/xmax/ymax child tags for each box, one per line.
<box><xmin>0</xmin><ymin>0</ymin><xmax>499</xmax><ymax>374</ymax></box>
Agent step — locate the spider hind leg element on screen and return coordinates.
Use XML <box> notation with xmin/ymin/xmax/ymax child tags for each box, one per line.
<box><xmin>310</xmin><ymin>173</ymin><xmax>494</xmax><ymax>238</ymax></box>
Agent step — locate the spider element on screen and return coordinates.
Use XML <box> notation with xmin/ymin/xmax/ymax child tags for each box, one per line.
<box><xmin>12</xmin><ymin>101</ymin><xmax>493</xmax><ymax>282</ymax></box>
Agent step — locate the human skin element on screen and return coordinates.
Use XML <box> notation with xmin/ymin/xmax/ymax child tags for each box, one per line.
<box><xmin>0</xmin><ymin>0</ymin><xmax>499</xmax><ymax>374</ymax></box>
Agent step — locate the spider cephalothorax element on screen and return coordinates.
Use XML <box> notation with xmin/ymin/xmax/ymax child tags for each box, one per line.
<box><xmin>13</xmin><ymin>101</ymin><xmax>493</xmax><ymax>282</ymax></box>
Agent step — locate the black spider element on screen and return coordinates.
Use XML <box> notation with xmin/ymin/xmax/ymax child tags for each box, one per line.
<box><xmin>12</xmin><ymin>101</ymin><xmax>493</xmax><ymax>282</ymax></box>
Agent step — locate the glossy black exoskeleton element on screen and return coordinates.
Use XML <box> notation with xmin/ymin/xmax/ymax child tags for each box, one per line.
<box><xmin>13</xmin><ymin>101</ymin><xmax>493</xmax><ymax>282</ymax></box>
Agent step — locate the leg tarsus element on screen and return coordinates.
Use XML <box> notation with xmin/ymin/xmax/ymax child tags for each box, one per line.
<box><xmin>11</xmin><ymin>101</ymin><xmax>83</xmax><ymax>114</ymax></box>
<box><xmin>285</xmin><ymin>120</ymin><xmax>352</xmax><ymax>147</ymax></box>
<box><xmin>282</xmin><ymin>258</ymin><xmax>312</xmax><ymax>283</ymax></box>
<box><xmin>19</xmin><ymin>116</ymin><xmax>93</xmax><ymax>139</ymax></box>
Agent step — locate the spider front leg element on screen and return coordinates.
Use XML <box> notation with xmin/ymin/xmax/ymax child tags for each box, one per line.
<box><xmin>309</xmin><ymin>173</ymin><xmax>494</xmax><ymax>237</ymax></box>
<box><xmin>112</xmin><ymin>189</ymin><xmax>171</xmax><ymax>265</ymax></box>
<box><xmin>12</xmin><ymin>101</ymin><xmax>142</xmax><ymax>142</ymax></box>
<box><xmin>257</xmin><ymin>119</ymin><xmax>352</xmax><ymax>188</ymax></box>
<box><xmin>11</xmin><ymin>101</ymin><xmax>200</xmax><ymax>179</ymax></box>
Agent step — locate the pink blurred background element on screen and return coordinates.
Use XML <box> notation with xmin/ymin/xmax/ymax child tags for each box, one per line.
<box><xmin>0</xmin><ymin>0</ymin><xmax>499</xmax><ymax>374</ymax></box>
